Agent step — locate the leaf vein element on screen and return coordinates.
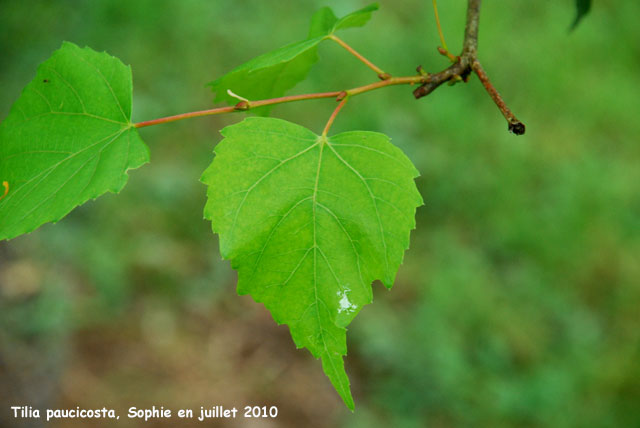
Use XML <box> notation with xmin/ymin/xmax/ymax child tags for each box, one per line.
<box><xmin>42</xmin><ymin>65</ymin><xmax>87</xmax><ymax>113</ymax></box>
<box><xmin>248</xmin><ymin>196</ymin><xmax>312</xmax><ymax>282</ymax></box>
<box><xmin>228</xmin><ymin>142</ymin><xmax>319</xmax><ymax>245</ymax></box>
<box><xmin>67</xmin><ymin>47</ymin><xmax>128</xmax><ymax>122</ymax></box>
<box><xmin>0</xmin><ymin>128</ymin><xmax>125</xmax><ymax>215</ymax></box>
<box><xmin>327</xmin><ymin>143</ymin><xmax>390</xmax><ymax>281</ymax></box>
<box><xmin>7</xmin><ymin>129</ymin><xmax>127</xmax><ymax>225</ymax></box>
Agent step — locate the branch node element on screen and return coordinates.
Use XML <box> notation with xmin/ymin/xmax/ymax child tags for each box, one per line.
<box><xmin>228</xmin><ymin>89</ymin><xmax>251</xmax><ymax>110</ymax></box>
<box><xmin>414</xmin><ymin>1</ymin><xmax>526</xmax><ymax>135</ymax></box>
<box><xmin>377</xmin><ymin>72</ymin><xmax>392</xmax><ymax>81</ymax></box>
<box><xmin>416</xmin><ymin>65</ymin><xmax>430</xmax><ymax>77</ymax></box>
<box><xmin>447</xmin><ymin>74</ymin><xmax>464</xmax><ymax>86</ymax></box>
<box><xmin>234</xmin><ymin>101</ymin><xmax>250</xmax><ymax>111</ymax></box>
<box><xmin>336</xmin><ymin>91</ymin><xmax>348</xmax><ymax>101</ymax></box>
<box><xmin>437</xmin><ymin>47</ymin><xmax>459</xmax><ymax>63</ymax></box>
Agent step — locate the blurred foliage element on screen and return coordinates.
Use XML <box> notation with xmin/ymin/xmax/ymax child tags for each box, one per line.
<box><xmin>1</xmin><ymin>1</ymin><xmax>639</xmax><ymax>427</ymax></box>
<box><xmin>571</xmin><ymin>0</ymin><xmax>592</xmax><ymax>31</ymax></box>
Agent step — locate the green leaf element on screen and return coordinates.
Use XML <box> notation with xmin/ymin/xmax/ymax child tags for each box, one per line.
<box><xmin>208</xmin><ymin>38</ymin><xmax>322</xmax><ymax>116</ymax></box>
<box><xmin>571</xmin><ymin>0</ymin><xmax>591</xmax><ymax>30</ymax></box>
<box><xmin>332</xmin><ymin>3</ymin><xmax>379</xmax><ymax>32</ymax></box>
<box><xmin>201</xmin><ymin>117</ymin><xmax>422</xmax><ymax>409</ymax></box>
<box><xmin>0</xmin><ymin>42</ymin><xmax>147</xmax><ymax>240</ymax></box>
<box><xmin>308</xmin><ymin>3</ymin><xmax>379</xmax><ymax>37</ymax></box>
<box><xmin>308</xmin><ymin>7</ymin><xmax>339</xmax><ymax>39</ymax></box>
<box><xmin>208</xmin><ymin>3</ymin><xmax>379</xmax><ymax>115</ymax></box>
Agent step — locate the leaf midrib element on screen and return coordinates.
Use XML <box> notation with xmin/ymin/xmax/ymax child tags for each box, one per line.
<box><xmin>311</xmin><ymin>137</ymin><xmax>350</xmax><ymax>402</ymax></box>
<box><xmin>226</xmin><ymin>140</ymin><xmax>319</xmax><ymax>249</ymax></box>
<box><xmin>241</xmin><ymin>135</ymin><xmax>382</xmax><ymax>301</ymax></box>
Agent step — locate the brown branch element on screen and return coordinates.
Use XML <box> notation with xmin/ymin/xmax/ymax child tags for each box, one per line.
<box><xmin>414</xmin><ymin>0</ymin><xmax>525</xmax><ymax>135</ymax></box>
<box><xmin>461</xmin><ymin>0</ymin><xmax>481</xmax><ymax>61</ymax></box>
<box><xmin>134</xmin><ymin>77</ymin><xmax>424</xmax><ymax>129</ymax></box>
<box><xmin>472</xmin><ymin>61</ymin><xmax>525</xmax><ymax>135</ymax></box>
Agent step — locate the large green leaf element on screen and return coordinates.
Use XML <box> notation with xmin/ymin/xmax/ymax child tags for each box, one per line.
<box><xmin>0</xmin><ymin>42</ymin><xmax>147</xmax><ymax>240</ymax></box>
<box><xmin>201</xmin><ymin>117</ymin><xmax>422</xmax><ymax>409</ymax></box>
<box><xmin>208</xmin><ymin>3</ymin><xmax>379</xmax><ymax>114</ymax></box>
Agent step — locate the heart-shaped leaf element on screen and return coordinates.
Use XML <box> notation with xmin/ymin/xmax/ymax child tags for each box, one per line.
<box><xmin>201</xmin><ymin>117</ymin><xmax>422</xmax><ymax>408</ymax></box>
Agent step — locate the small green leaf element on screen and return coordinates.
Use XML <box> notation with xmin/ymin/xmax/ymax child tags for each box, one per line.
<box><xmin>308</xmin><ymin>3</ymin><xmax>379</xmax><ymax>37</ymax></box>
<box><xmin>209</xmin><ymin>3</ymin><xmax>379</xmax><ymax>115</ymax></box>
<box><xmin>0</xmin><ymin>42</ymin><xmax>148</xmax><ymax>240</ymax></box>
<box><xmin>209</xmin><ymin>38</ymin><xmax>322</xmax><ymax>116</ymax></box>
<box><xmin>571</xmin><ymin>0</ymin><xmax>591</xmax><ymax>30</ymax></box>
<box><xmin>332</xmin><ymin>3</ymin><xmax>379</xmax><ymax>32</ymax></box>
<box><xmin>201</xmin><ymin>117</ymin><xmax>422</xmax><ymax>409</ymax></box>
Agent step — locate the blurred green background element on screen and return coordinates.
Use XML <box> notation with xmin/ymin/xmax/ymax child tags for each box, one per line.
<box><xmin>1</xmin><ymin>1</ymin><xmax>639</xmax><ymax>427</ymax></box>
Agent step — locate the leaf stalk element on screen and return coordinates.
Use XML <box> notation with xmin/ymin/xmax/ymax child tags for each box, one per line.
<box><xmin>322</xmin><ymin>97</ymin><xmax>349</xmax><ymax>136</ymax></box>
<box><xmin>328</xmin><ymin>34</ymin><xmax>390</xmax><ymax>79</ymax></box>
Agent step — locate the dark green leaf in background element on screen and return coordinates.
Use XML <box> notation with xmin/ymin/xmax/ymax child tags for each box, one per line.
<box><xmin>208</xmin><ymin>4</ymin><xmax>379</xmax><ymax>115</ymax></box>
<box><xmin>201</xmin><ymin>117</ymin><xmax>422</xmax><ymax>409</ymax></box>
<box><xmin>571</xmin><ymin>0</ymin><xmax>592</xmax><ymax>30</ymax></box>
<box><xmin>0</xmin><ymin>42</ymin><xmax>147</xmax><ymax>240</ymax></box>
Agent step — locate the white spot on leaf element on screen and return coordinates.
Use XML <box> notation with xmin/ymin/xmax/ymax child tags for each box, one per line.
<box><xmin>337</xmin><ymin>288</ymin><xmax>357</xmax><ymax>314</ymax></box>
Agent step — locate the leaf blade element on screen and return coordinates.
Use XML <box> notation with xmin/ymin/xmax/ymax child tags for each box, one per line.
<box><xmin>202</xmin><ymin>117</ymin><xmax>422</xmax><ymax>409</ymax></box>
<box><xmin>208</xmin><ymin>38</ymin><xmax>323</xmax><ymax>115</ymax></box>
<box><xmin>0</xmin><ymin>42</ymin><xmax>147</xmax><ymax>240</ymax></box>
<box><xmin>308</xmin><ymin>7</ymin><xmax>339</xmax><ymax>38</ymax></box>
<box><xmin>331</xmin><ymin>3</ymin><xmax>379</xmax><ymax>32</ymax></box>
